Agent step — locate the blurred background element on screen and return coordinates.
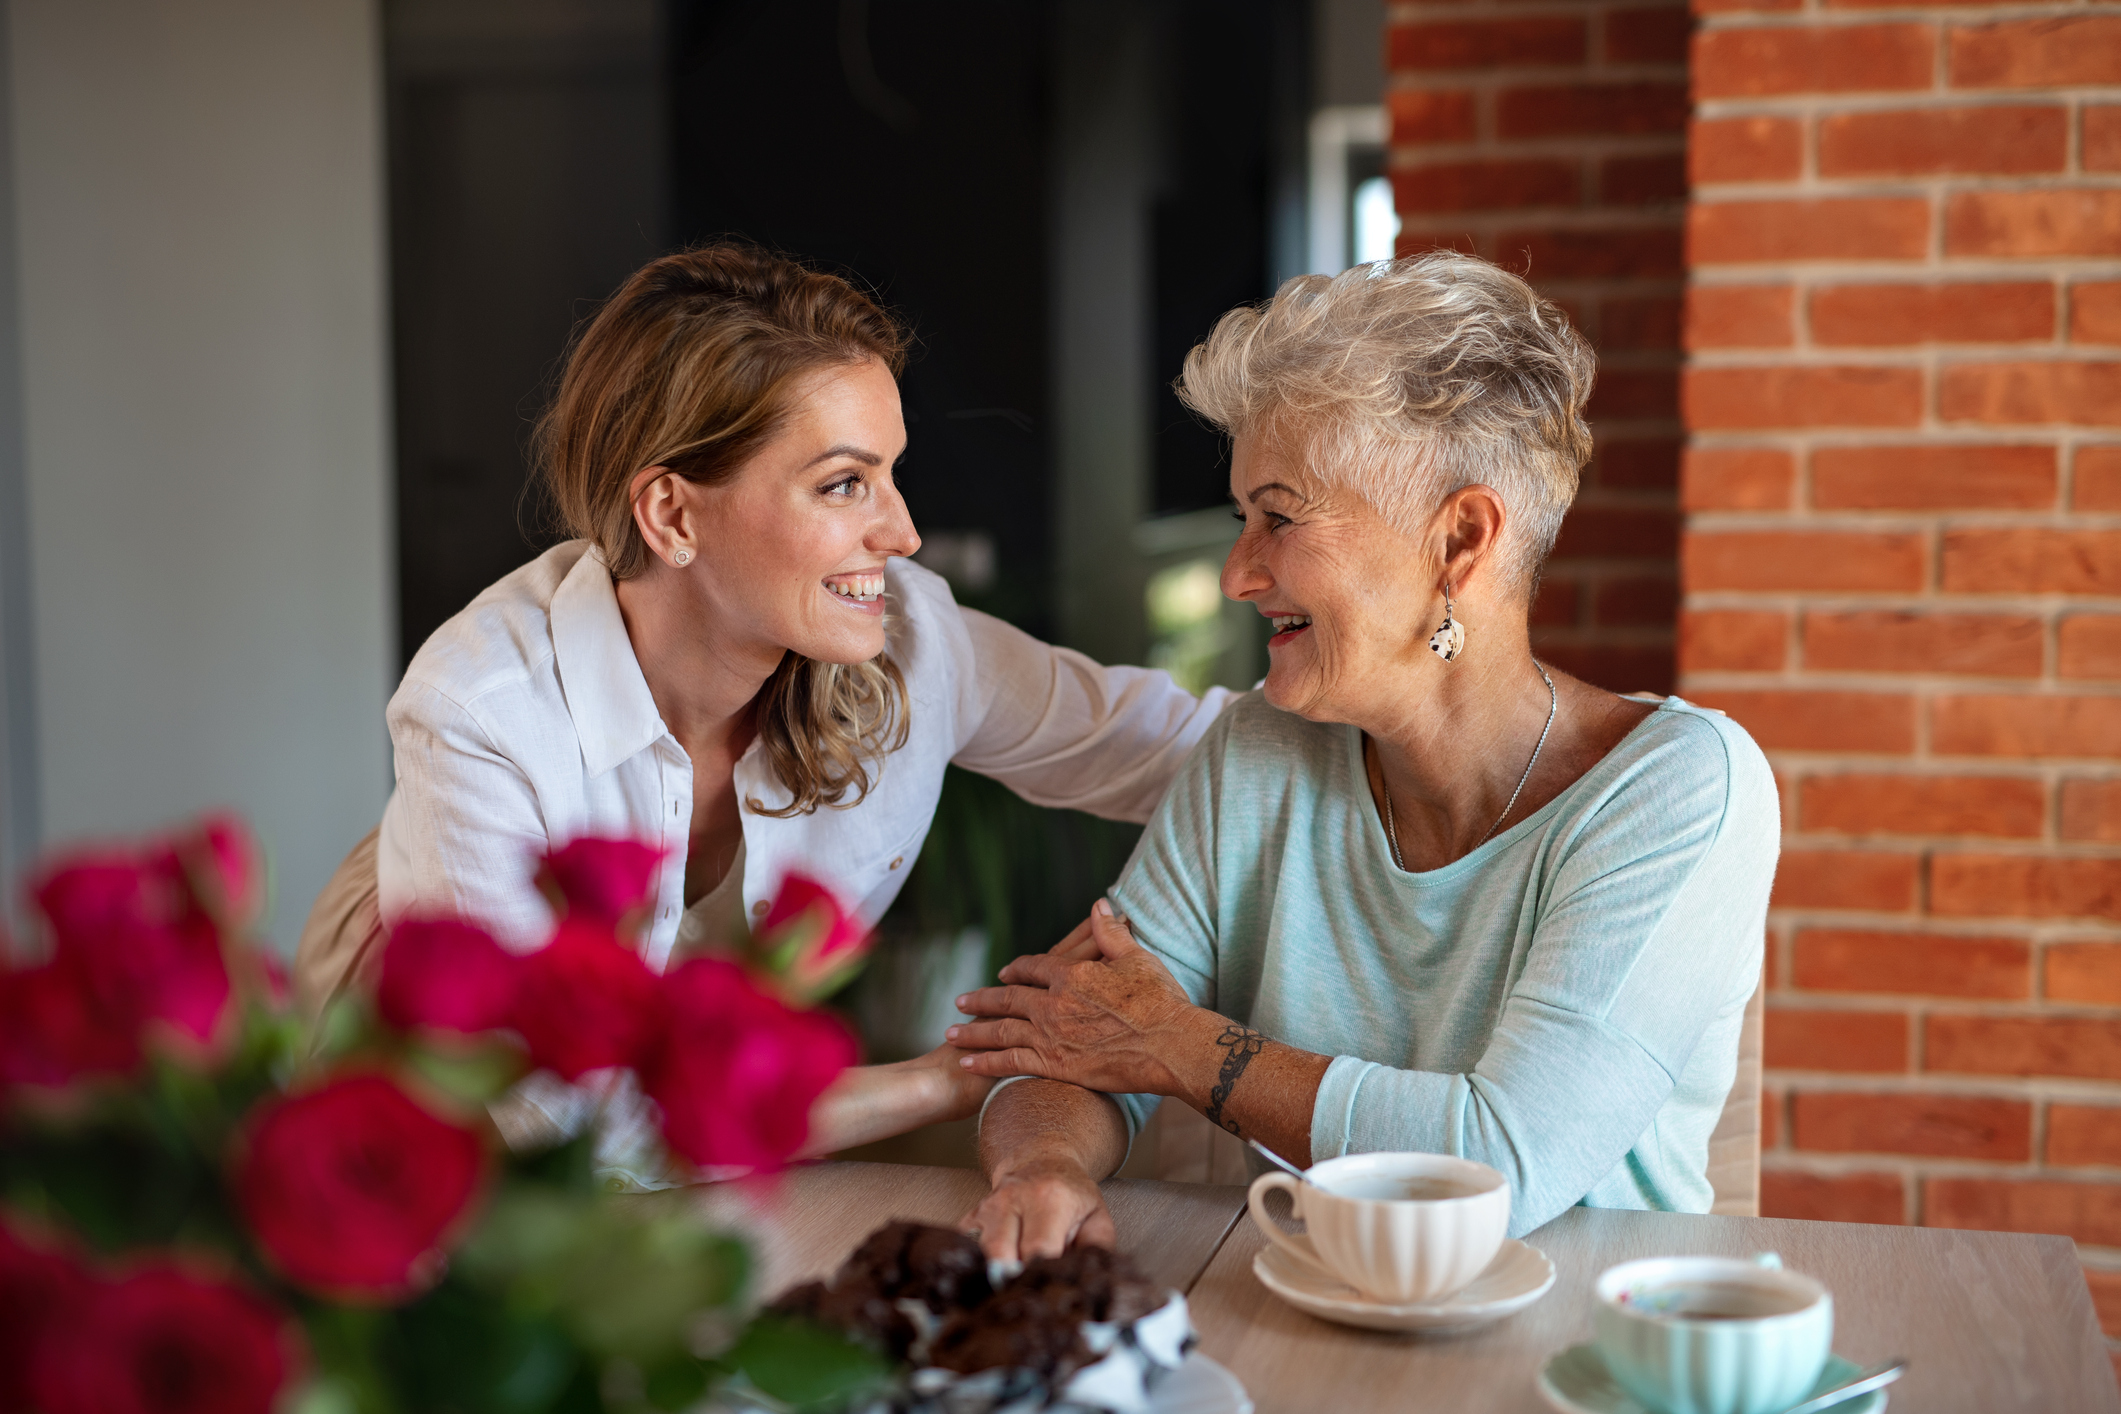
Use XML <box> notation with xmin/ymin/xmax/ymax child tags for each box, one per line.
<box><xmin>3</xmin><ymin>0</ymin><xmax>2119</xmax><ymax>1320</ymax></box>
<box><xmin>0</xmin><ymin>0</ymin><xmax>1392</xmax><ymax>1025</ymax></box>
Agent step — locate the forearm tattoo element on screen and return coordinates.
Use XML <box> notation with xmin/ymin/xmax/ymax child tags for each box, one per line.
<box><xmin>1203</xmin><ymin>1025</ymin><xmax>1266</xmax><ymax>1136</ymax></box>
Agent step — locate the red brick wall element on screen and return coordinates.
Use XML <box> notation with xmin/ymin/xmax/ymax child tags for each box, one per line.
<box><xmin>1678</xmin><ymin>0</ymin><xmax>2121</xmax><ymax>1355</ymax></box>
<box><xmin>1388</xmin><ymin>0</ymin><xmax>1693</xmax><ymax>693</ymax></box>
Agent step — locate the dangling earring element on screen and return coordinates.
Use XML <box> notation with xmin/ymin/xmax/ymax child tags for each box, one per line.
<box><xmin>672</xmin><ymin>548</ymin><xmax>692</xmax><ymax>567</ymax></box>
<box><xmin>1428</xmin><ymin>583</ymin><xmax>1465</xmax><ymax>662</ymax></box>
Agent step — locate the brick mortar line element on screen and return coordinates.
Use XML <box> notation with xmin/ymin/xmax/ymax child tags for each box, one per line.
<box><xmin>1695</xmin><ymin>90</ymin><xmax>2121</xmax><ymax>119</ymax></box>
<box><xmin>1761</xmin><ymin>1153</ymin><xmax>2112</xmax><ymax>1179</ymax></box>
<box><xmin>1768</xmin><ymin>991</ymin><xmax>2121</xmax><ymax>1013</ymax></box>
<box><xmin>1388</xmin><ymin>67</ymin><xmax>1693</xmax><ymax>89</ymax></box>
<box><xmin>1685</xmin><ymin>428</ymin><xmax>2121</xmax><ymax>445</ymax></box>
<box><xmin>1773</xmin><ymin>763</ymin><xmax>2121</xmax><ymax>784</ymax></box>
<box><xmin>1385</xmin><ymin>0</ymin><xmax>1689</xmax><ymax>16</ymax></box>
<box><xmin>1391</xmin><ymin>137</ymin><xmax>1691</xmax><ymax>162</ymax></box>
<box><xmin>1747</xmin><ymin>752</ymin><xmax>2121</xmax><ymax>775</ymax></box>
<box><xmin>1680</xmin><ymin>667</ymin><xmax>2121</xmax><ymax>688</ymax></box>
<box><xmin>1684</xmin><ymin>508</ymin><xmax>2121</xmax><ymax>528</ymax></box>
<box><xmin>1766</xmin><ymin>897</ymin><xmax>2121</xmax><ymax>919</ymax></box>
<box><xmin>1687</xmin><ymin>682</ymin><xmax>2121</xmax><ymax>701</ymax></box>
<box><xmin>1767</xmin><ymin>1003</ymin><xmax>2121</xmax><ymax>1027</ymax></box>
<box><xmin>1404</xmin><ymin>216</ymin><xmax>1689</xmax><ymax>233</ymax></box>
<box><xmin>1693</xmin><ymin>5</ymin><xmax>2121</xmax><ymax>30</ymax></box>
<box><xmin>1686</xmin><ymin>262</ymin><xmax>2121</xmax><ymax>283</ymax></box>
<box><xmin>1686</xmin><ymin>348</ymin><xmax>2121</xmax><ymax>367</ymax></box>
<box><xmin>1768</xmin><ymin>918</ymin><xmax>2121</xmax><ymax>939</ymax></box>
<box><xmin>1691</xmin><ymin>176</ymin><xmax>2121</xmax><ymax>199</ymax></box>
<box><xmin>1690</xmin><ymin>182</ymin><xmax>2121</xmax><ymax>203</ymax></box>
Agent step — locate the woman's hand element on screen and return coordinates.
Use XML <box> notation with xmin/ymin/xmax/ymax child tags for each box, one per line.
<box><xmin>906</xmin><ymin>1040</ymin><xmax>998</xmax><ymax>1123</ymax></box>
<box><xmin>794</xmin><ymin>1044</ymin><xmax>995</xmax><ymax>1158</ymax></box>
<box><xmin>961</xmin><ymin>1153</ymin><xmax>1116</xmax><ymax>1263</ymax></box>
<box><xmin>947</xmin><ymin>899</ymin><xmax>1206</xmax><ymax>1098</ymax></box>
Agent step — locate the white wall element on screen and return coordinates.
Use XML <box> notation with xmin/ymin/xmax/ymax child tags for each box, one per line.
<box><xmin>4</xmin><ymin>0</ymin><xmax>392</xmax><ymax>946</ymax></box>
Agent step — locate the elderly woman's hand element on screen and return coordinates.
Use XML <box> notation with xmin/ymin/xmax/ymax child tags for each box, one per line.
<box><xmin>947</xmin><ymin>899</ymin><xmax>1203</xmax><ymax>1096</ymax></box>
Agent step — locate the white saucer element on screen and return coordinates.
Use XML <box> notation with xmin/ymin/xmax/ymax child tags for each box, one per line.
<box><xmin>1251</xmin><ymin>1237</ymin><xmax>1556</xmax><ymax>1331</ymax></box>
<box><xmin>1152</xmin><ymin>1352</ymin><xmax>1252</xmax><ymax>1414</ymax></box>
<box><xmin>1537</xmin><ymin>1345</ymin><xmax>1887</xmax><ymax>1414</ymax></box>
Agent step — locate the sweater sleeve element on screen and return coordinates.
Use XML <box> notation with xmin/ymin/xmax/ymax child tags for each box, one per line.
<box><xmin>1099</xmin><ymin>710</ymin><xmax>1235</xmax><ymax>1138</ymax></box>
<box><xmin>950</xmin><ymin>606</ymin><xmax>1233</xmax><ymax>824</ymax></box>
<box><xmin>1309</xmin><ymin>715</ymin><xmax>1779</xmax><ymax>1234</ymax></box>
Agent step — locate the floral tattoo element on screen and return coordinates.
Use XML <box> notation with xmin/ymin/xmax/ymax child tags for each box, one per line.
<box><xmin>1203</xmin><ymin>1025</ymin><xmax>1266</xmax><ymax>1136</ymax></box>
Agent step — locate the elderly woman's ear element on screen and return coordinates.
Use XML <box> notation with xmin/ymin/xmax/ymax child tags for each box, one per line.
<box><xmin>1431</xmin><ymin>484</ymin><xmax>1512</xmax><ymax>604</ymax></box>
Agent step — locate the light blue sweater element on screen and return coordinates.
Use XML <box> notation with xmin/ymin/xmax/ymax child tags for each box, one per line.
<box><xmin>1107</xmin><ymin>692</ymin><xmax>1780</xmax><ymax>1237</ymax></box>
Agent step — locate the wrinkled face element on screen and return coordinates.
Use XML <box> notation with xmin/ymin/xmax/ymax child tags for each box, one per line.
<box><xmin>685</xmin><ymin>358</ymin><xmax>918</xmax><ymax>666</ymax></box>
<box><xmin>1221</xmin><ymin>433</ymin><xmax>1438</xmax><ymax>725</ymax></box>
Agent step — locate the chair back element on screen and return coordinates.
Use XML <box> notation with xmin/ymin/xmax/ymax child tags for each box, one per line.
<box><xmin>292</xmin><ymin>825</ymin><xmax>385</xmax><ymax>1023</ymax></box>
<box><xmin>1706</xmin><ymin>975</ymin><xmax>1766</xmax><ymax>1216</ymax></box>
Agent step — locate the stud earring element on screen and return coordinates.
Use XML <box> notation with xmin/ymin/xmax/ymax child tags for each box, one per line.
<box><xmin>672</xmin><ymin>548</ymin><xmax>692</xmax><ymax>567</ymax></box>
<box><xmin>1428</xmin><ymin>583</ymin><xmax>1465</xmax><ymax>662</ymax></box>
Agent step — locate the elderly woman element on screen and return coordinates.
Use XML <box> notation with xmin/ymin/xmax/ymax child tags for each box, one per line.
<box><xmin>949</xmin><ymin>252</ymin><xmax>1779</xmax><ymax>1261</ymax></box>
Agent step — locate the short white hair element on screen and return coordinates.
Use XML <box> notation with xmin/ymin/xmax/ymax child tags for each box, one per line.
<box><xmin>1176</xmin><ymin>251</ymin><xmax>1595</xmax><ymax>596</ymax></box>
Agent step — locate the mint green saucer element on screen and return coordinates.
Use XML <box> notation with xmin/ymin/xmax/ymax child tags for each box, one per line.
<box><xmin>1537</xmin><ymin>1346</ymin><xmax>1887</xmax><ymax>1414</ymax></box>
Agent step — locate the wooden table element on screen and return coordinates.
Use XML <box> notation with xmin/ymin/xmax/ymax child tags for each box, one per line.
<box><xmin>684</xmin><ymin>1160</ymin><xmax>1245</xmax><ymax>1300</ymax></box>
<box><xmin>1196</xmin><ymin>1203</ymin><xmax>2118</xmax><ymax>1414</ymax></box>
<box><xmin>708</xmin><ymin>1162</ymin><xmax>2117</xmax><ymax>1413</ymax></box>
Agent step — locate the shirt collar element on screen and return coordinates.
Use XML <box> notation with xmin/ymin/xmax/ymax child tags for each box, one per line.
<box><xmin>550</xmin><ymin>545</ymin><xmax>668</xmax><ymax>777</ymax></box>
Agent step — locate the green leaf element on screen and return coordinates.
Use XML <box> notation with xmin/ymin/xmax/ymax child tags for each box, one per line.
<box><xmin>719</xmin><ymin>1314</ymin><xmax>893</xmax><ymax>1414</ymax></box>
<box><xmin>641</xmin><ymin>1355</ymin><xmax>711</xmax><ymax>1411</ymax></box>
<box><xmin>508</xmin><ymin>1132</ymin><xmax>599</xmax><ymax>1194</ymax></box>
<box><xmin>404</xmin><ymin>1038</ymin><xmax>529</xmax><ymax>1107</ymax></box>
<box><xmin>456</xmin><ymin>1189</ymin><xmax>749</xmax><ymax>1364</ymax></box>
<box><xmin>310</xmin><ymin>994</ymin><xmax>382</xmax><ymax>1065</ymax></box>
<box><xmin>393</xmin><ymin>1278</ymin><xmax>584</xmax><ymax>1414</ymax></box>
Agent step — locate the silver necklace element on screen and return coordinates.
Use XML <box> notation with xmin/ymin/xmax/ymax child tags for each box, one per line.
<box><xmin>1382</xmin><ymin>660</ymin><xmax>1558</xmax><ymax>871</ymax></box>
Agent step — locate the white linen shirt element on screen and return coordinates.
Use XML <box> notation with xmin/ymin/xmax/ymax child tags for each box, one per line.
<box><xmin>378</xmin><ymin>540</ymin><xmax>1231</xmax><ymax>968</ymax></box>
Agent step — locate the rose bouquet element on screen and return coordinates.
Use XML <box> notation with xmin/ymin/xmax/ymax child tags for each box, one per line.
<box><xmin>0</xmin><ymin>817</ymin><xmax>895</xmax><ymax>1414</ymax></box>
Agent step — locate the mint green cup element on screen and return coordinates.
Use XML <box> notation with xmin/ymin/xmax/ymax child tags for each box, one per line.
<box><xmin>1592</xmin><ymin>1254</ymin><xmax>1833</xmax><ymax>1414</ymax></box>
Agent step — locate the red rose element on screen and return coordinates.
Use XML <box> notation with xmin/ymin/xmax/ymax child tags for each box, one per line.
<box><xmin>30</xmin><ymin>850</ymin><xmax>230</xmax><ymax>1047</ymax></box>
<box><xmin>234</xmin><ymin>1074</ymin><xmax>485</xmax><ymax>1300</ymax></box>
<box><xmin>752</xmin><ymin>872</ymin><xmax>874</xmax><ymax>1003</ymax></box>
<box><xmin>376</xmin><ymin>917</ymin><xmax>521</xmax><ymax>1035</ymax></box>
<box><xmin>640</xmin><ymin>957</ymin><xmax>858</xmax><ymax>1170</ymax></box>
<box><xmin>510</xmin><ymin>921</ymin><xmax>663</xmax><ymax>1080</ymax></box>
<box><xmin>0</xmin><ymin>963</ymin><xmax>139</xmax><ymax>1085</ymax></box>
<box><xmin>1</xmin><ymin>1220</ymin><xmax>90</xmax><ymax>1413</ymax></box>
<box><xmin>31</xmin><ymin>852</ymin><xmax>172</xmax><ymax>941</ymax></box>
<box><xmin>173</xmin><ymin>814</ymin><xmax>265</xmax><ymax>933</ymax></box>
<box><xmin>535</xmin><ymin>837</ymin><xmax>666</xmax><ymax>928</ymax></box>
<box><xmin>30</xmin><ymin>1265</ymin><xmax>296</xmax><ymax>1414</ymax></box>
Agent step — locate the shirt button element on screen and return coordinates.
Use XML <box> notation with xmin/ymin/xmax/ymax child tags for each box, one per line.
<box><xmin>752</xmin><ymin>901</ymin><xmax>769</xmax><ymax>917</ymax></box>
<box><xmin>889</xmin><ymin>856</ymin><xmax>904</xmax><ymax>870</ymax></box>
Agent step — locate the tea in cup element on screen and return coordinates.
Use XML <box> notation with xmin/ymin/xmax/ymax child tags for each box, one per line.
<box><xmin>1593</xmin><ymin>1254</ymin><xmax>1833</xmax><ymax>1414</ymax></box>
<box><xmin>1246</xmin><ymin>1152</ymin><xmax>1509</xmax><ymax>1304</ymax></box>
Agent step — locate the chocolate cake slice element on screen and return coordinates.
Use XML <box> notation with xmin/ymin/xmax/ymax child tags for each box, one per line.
<box><xmin>767</xmin><ymin>1220</ymin><xmax>993</xmax><ymax>1360</ymax></box>
<box><xmin>769</xmin><ymin>1224</ymin><xmax>1195</xmax><ymax>1413</ymax></box>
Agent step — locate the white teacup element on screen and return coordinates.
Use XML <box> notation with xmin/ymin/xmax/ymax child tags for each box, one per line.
<box><xmin>1246</xmin><ymin>1152</ymin><xmax>1510</xmax><ymax>1305</ymax></box>
<box><xmin>1594</xmin><ymin>1254</ymin><xmax>1834</xmax><ymax>1414</ymax></box>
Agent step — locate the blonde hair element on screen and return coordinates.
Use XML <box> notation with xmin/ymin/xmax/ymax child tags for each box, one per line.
<box><xmin>537</xmin><ymin>244</ymin><xmax>911</xmax><ymax>817</ymax></box>
<box><xmin>1176</xmin><ymin>252</ymin><xmax>1595</xmax><ymax>595</ymax></box>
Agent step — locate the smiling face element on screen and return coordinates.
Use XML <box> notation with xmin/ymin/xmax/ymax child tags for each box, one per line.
<box><xmin>1221</xmin><ymin>432</ymin><xmax>1443</xmax><ymax>725</ymax></box>
<box><xmin>658</xmin><ymin>358</ymin><xmax>918</xmax><ymax>668</ymax></box>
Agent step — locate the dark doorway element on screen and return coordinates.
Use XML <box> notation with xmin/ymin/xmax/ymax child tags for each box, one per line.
<box><xmin>386</xmin><ymin>0</ymin><xmax>1306</xmax><ymax>660</ymax></box>
<box><xmin>668</xmin><ymin>0</ymin><xmax>1056</xmax><ymax>633</ymax></box>
<box><xmin>384</xmin><ymin>1</ymin><xmax>668</xmax><ymax>666</ymax></box>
